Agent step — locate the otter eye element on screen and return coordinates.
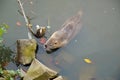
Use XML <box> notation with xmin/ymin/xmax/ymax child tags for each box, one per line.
<box><xmin>54</xmin><ymin>41</ymin><xmax>58</xmax><ymax>45</ymax></box>
<box><xmin>54</xmin><ymin>40</ymin><xmax>58</xmax><ymax>45</ymax></box>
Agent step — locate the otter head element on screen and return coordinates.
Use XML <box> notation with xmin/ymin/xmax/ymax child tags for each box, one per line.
<box><xmin>44</xmin><ymin>31</ymin><xmax>67</xmax><ymax>53</ymax></box>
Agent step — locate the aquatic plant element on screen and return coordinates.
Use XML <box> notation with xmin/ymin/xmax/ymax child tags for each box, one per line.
<box><xmin>0</xmin><ymin>23</ymin><xmax>15</xmax><ymax>67</ymax></box>
<box><xmin>0</xmin><ymin>23</ymin><xmax>22</xmax><ymax>80</ymax></box>
<box><xmin>0</xmin><ymin>45</ymin><xmax>15</xmax><ymax>67</ymax></box>
<box><xmin>0</xmin><ymin>65</ymin><xmax>22</xmax><ymax>80</ymax></box>
<box><xmin>0</xmin><ymin>23</ymin><xmax>9</xmax><ymax>43</ymax></box>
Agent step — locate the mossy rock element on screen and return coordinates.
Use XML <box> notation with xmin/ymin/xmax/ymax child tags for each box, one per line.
<box><xmin>16</xmin><ymin>39</ymin><xmax>37</xmax><ymax>65</ymax></box>
<box><xmin>23</xmin><ymin>59</ymin><xmax>58</xmax><ymax>80</ymax></box>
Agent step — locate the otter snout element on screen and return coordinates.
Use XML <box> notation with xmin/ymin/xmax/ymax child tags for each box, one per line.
<box><xmin>44</xmin><ymin>43</ymin><xmax>60</xmax><ymax>53</ymax></box>
<box><xmin>44</xmin><ymin>44</ymin><xmax>52</xmax><ymax>53</ymax></box>
<box><xmin>44</xmin><ymin>44</ymin><xmax>47</xmax><ymax>48</ymax></box>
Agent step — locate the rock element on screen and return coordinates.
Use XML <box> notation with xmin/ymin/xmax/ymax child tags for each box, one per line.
<box><xmin>36</xmin><ymin>53</ymin><xmax>60</xmax><ymax>72</ymax></box>
<box><xmin>0</xmin><ymin>78</ymin><xmax>5</xmax><ymax>80</ymax></box>
<box><xmin>16</xmin><ymin>39</ymin><xmax>37</xmax><ymax>65</ymax></box>
<box><xmin>23</xmin><ymin>58</ymin><xmax>58</xmax><ymax>80</ymax></box>
<box><xmin>53</xmin><ymin>76</ymin><xmax>64</xmax><ymax>80</ymax></box>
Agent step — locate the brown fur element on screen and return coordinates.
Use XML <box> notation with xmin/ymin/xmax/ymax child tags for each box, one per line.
<box><xmin>45</xmin><ymin>11</ymin><xmax>83</xmax><ymax>52</ymax></box>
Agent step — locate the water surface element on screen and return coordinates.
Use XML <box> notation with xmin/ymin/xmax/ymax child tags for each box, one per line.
<box><xmin>0</xmin><ymin>0</ymin><xmax>120</xmax><ymax>80</ymax></box>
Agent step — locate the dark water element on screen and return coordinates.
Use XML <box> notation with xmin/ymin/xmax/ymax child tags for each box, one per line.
<box><xmin>0</xmin><ymin>0</ymin><xmax>120</xmax><ymax>80</ymax></box>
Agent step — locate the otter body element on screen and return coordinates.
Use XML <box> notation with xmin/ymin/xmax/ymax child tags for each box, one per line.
<box><xmin>45</xmin><ymin>11</ymin><xmax>83</xmax><ymax>52</ymax></box>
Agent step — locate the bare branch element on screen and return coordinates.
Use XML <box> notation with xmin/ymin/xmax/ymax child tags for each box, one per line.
<box><xmin>17</xmin><ymin>0</ymin><xmax>33</xmax><ymax>39</ymax></box>
<box><xmin>17</xmin><ymin>0</ymin><xmax>29</xmax><ymax>25</ymax></box>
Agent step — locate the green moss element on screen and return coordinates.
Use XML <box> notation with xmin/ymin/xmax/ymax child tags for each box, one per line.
<box><xmin>0</xmin><ymin>23</ymin><xmax>9</xmax><ymax>43</ymax></box>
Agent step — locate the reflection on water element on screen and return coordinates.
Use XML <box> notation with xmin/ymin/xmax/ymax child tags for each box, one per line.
<box><xmin>1</xmin><ymin>0</ymin><xmax>120</xmax><ymax>80</ymax></box>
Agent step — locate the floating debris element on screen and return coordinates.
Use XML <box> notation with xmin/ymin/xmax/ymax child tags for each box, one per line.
<box><xmin>35</xmin><ymin>25</ymin><xmax>46</xmax><ymax>38</ymax></box>
<box><xmin>84</xmin><ymin>58</ymin><xmax>92</xmax><ymax>64</ymax></box>
<box><xmin>40</xmin><ymin>37</ymin><xmax>46</xmax><ymax>44</ymax></box>
<box><xmin>47</xmin><ymin>25</ymin><xmax>51</xmax><ymax>29</ymax></box>
<box><xmin>36</xmin><ymin>25</ymin><xmax>40</xmax><ymax>29</ymax></box>
<box><xmin>16</xmin><ymin>21</ymin><xmax>21</xmax><ymax>26</ymax></box>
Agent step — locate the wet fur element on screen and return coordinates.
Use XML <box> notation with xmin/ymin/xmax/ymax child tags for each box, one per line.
<box><xmin>45</xmin><ymin>11</ymin><xmax>83</xmax><ymax>52</ymax></box>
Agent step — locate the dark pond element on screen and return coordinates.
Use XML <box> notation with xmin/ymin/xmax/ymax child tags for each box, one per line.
<box><xmin>0</xmin><ymin>0</ymin><xmax>120</xmax><ymax>80</ymax></box>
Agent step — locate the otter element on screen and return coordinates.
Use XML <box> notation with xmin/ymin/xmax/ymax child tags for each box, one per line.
<box><xmin>44</xmin><ymin>11</ymin><xmax>83</xmax><ymax>53</ymax></box>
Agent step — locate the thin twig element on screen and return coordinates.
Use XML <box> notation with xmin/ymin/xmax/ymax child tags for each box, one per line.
<box><xmin>17</xmin><ymin>0</ymin><xmax>32</xmax><ymax>39</ymax></box>
<box><xmin>18</xmin><ymin>10</ymin><xmax>31</xmax><ymax>24</ymax></box>
<box><xmin>17</xmin><ymin>0</ymin><xmax>29</xmax><ymax>25</ymax></box>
